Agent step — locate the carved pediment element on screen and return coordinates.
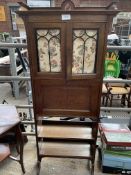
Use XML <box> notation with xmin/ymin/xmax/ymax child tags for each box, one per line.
<box><xmin>61</xmin><ymin>0</ymin><xmax>80</xmax><ymax>10</ymax></box>
<box><xmin>61</xmin><ymin>0</ymin><xmax>75</xmax><ymax>10</ymax></box>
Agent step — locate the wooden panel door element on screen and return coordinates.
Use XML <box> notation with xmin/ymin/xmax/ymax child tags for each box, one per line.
<box><xmin>29</xmin><ymin>21</ymin><xmax>105</xmax><ymax>119</ymax></box>
<box><xmin>65</xmin><ymin>22</ymin><xmax>105</xmax><ymax>118</ymax></box>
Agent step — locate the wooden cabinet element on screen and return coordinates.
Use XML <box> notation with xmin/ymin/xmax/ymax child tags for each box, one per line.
<box><xmin>17</xmin><ymin>1</ymin><xmax>118</xmax><ymax>174</ymax></box>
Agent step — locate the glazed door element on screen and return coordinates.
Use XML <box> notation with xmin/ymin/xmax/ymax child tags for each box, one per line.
<box><xmin>65</xmin><ymin>22</ymin><xmax>105</xmax><ymax>118</ymax></box>
<box><xmin>31</xmin><ymin>22</ymin><xmax>105</xmax><ymax>118</ymax></box>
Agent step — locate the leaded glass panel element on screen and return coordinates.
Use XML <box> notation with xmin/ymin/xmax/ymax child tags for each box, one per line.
<box><xmin>72</xmin><ymin>30</ymin><xmax>97</xmax><ymax>74</ymax></box>
<box><xmin>37</xmin><ymin>29</ymin><xmax>61</xmax><ymax>72</ymax></box>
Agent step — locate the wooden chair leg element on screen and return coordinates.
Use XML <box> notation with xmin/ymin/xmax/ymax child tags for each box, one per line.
<box><xmin>10</xmin><ymin>151</ymin><xmax>25</xmax><ymax>174</ymax></box>
<box><xmin>102</xmin><ymin>96</ymin><xmax>105</xmax><ymax>105</ymax></box>
<box><xmin>87</xmin><ymin>159</ymin><xmax>94</xmax><ymax>175</ymax></box>
<box><xmin>121</xmin><ymin>94</ymin><xmax>126</xmax><ymax>106</ymax></box>
<box><xmin>15</xmin><ymin>143</ymin><xmax>20</xmax><ymax>154</ymax></box>
<box><xmin>110</xmin><ymin>94</ymin><xmax>113</xmax><ymax>107</ymax></box>
<box><xmin>103</xmin><ymin>89</ymin><xmax>111</xmax><ymax>107</ymax></box>
<box><xmin>90</xmin><ymin>160</ymin><xmax>94</xmax><ymax>175</ymax></box>
<box><xmin>105</xmin><ymin>95</ymin><xmax>109</xmax><ymax>107</ymax></box>
<box><xmin>16</xmin><ymin>125</ymin><xmax>25</xmax><ymax>174</ymax></box>
<box><xmin>88</xmin><ymin>148</ymin><xmax>95</xmax><ymax>175</ymax></box>
<box><xmin>37</xmin><ymin>158</ymin><xmax>42</xmax><ymax>175</ymax></box>
<box><xmin>19</xmin><ymin>140</ymin><xmax>25</xmax><ymax>174</ymax></box>
<box><xmin>127</xmin><ymin>93</ymin><xmax>131</xmax><ymax>108</ymax></box>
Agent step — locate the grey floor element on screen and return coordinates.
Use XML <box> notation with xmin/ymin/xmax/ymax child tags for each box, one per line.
<box><xmin>0</xmin><ymin>82</ymin><xmax>129</xmax><ymax>175</ymax></box>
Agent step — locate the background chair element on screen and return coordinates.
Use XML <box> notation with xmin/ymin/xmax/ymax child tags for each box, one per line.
<box><xmin>101</xmin><ymin>83</ymin><xmax>111</xmax><ymax>106</ymax></box>
<box><xmin>106</xmin><ymin>83</ymin><xmax>131</xmax><ymax>107</ymax></box>
<box><xmin>0</xmin><ymin>128</ymin><xmax>25</xmax><ymax>173</ymax></box>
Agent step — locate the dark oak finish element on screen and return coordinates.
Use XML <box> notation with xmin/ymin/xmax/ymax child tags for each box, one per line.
<box><xmin>17</xmin><ymin>1</ymin><xmax>119</xmax><ymax>174</ymax></box>
<box><xmin>17</xmin><ymin>6</ymin><xmax>119</xmax><ymax>119</ymax></box>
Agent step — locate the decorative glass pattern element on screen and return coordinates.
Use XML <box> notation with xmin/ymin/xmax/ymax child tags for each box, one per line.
<box><xmin>72</xmin><ymin>30</ymin><xmax>97</xmax><ymax>74</ymax></box>
<box><xmin>37</xmin><ymin>29</ymin><xmax>61</xmax><ymax>72</ymax></box>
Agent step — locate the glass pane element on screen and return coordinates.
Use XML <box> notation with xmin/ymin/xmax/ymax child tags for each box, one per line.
<box><xmin>37</xmin><ymin>29</ymin><xmax>61</xmax><ymax>72</ymax></box>
<box><xmin>72</xmin><ymin>29</ymin><xmax>97</xmax><ymax>74</ymax></box>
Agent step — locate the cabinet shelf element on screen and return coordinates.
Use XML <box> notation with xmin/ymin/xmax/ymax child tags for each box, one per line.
<box><xmin>39</xmin><ymin>141</ymin><xmax>91</xmax><ymax>159</ymax></box>
<box><xmin>37</xmin><ymin>124</ymin><xmax>94</xmax><ymax>142</ymax></box>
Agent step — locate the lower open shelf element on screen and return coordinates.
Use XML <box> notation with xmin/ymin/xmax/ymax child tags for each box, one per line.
<box><xmin>38</xmin><ymin>141</ymin><xmax>91</xmax><ymax>159</ymax></box>
<box><xmin>37</xmin><ymin>124</ymin><xmax>93</xmax><ymax>141</ymax></box>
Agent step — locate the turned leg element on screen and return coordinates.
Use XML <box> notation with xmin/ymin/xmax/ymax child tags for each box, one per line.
<box><xmin>19</xmin><ymin>140</ymin><xmax>25</xmax><ymax>174</ymax></box>
<box><xmin>37</xmin><ymin>157</ymin><xmax>42</xmax><ymax>175</ymax></box>
<box><xmin>110</xmin><ymin>94</ymin><xmax>113</xmax><ymax>107</ymax></box>
<box><xmin>16</xmin><ymin>125</ymin><xmax>25</xmax><ymax>174</ymax></box>
<box><xmin>90</xmin><ymin>161</ymin><xmax>94</xmax><ymax>175</ymax></box>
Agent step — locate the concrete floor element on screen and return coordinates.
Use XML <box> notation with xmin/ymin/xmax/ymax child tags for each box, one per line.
<box><xmin>0</xmin><ymin>82</ymin><xmax>125</xmax><ymax>175</ymax></box>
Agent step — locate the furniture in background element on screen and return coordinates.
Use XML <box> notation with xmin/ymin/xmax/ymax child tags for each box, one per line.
<box><xmin>99</xmin><ymin>123</ymin><xmax>131</xmax><ymax>173</ymax></box>
<box><xmin>0</xmin><ymin>104</ymin><xmax>25</xmax><ymax>173</ymax></box>
<box><xmin>17</xmin><ymin>0</ymin><xmax>118</xmax><ymax>174</ymax></box>
<box><xmin>102</xmin><ymin>83</ymin><xmax>111</xmax><ymax>106</ymax></box>
<box><xmin>0</xmin><ymin>45</ymin><xmax>27</xmax><ymax>98</ymax></box>
<box><xmin>105</xmin><ymin>82</ymin><xmax>131</xmax><ymax>107</ymax></box>
<box><xmin>0</xmin><ymin>144</ymin><xmax>10</xmax><ymax>162</ymax></box>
